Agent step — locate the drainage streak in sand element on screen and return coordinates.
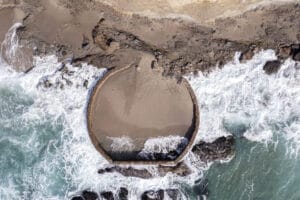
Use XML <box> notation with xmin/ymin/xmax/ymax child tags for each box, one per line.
<box><xmin>87</xmin><ymin>54</ymin><xmax>199</xmax><ymax>164</ymax></box>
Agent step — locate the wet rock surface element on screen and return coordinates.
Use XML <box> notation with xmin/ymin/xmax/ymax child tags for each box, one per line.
<box><xmin>97</xmin><ymin>136</ymin><xmax>235</xmax><ymax>179</ymax></box>
<box><xmin>98</xmin><ymin>162</ymin><xmax>191</xmax><ymax>179</ymax></box>
<box><xmin>263</xmin><ymin>60</ymin><xmax>282</xmax><ymax>74</ymax></box>
<box><xmin>82</xmin><ymin>190</ymin><xmax>99</xmax><ymax>200</ymax></box>
<box><xmin>98</xmin><ymin>166</ymin><xmax>153</xmax><ymax>179</ymax></box>
<box><xmin>165</xmin><ymin>189</ymin><xmax>182</xmax><ymax>200</ymax></box>
<box><xmin>101</xmin><ymin>191</ymin><xmax>114</xmax><ymax>200</ymax></box>
<box><xmin>71</xmin><ymin>190</ymin><xmax>98</xmax><ymax>200</ymax></box>
<box><xmin>193</xmin><ymin>179</ymin><xmax>209</xmax><ymax>197</ymax></box>
<box><xmin>192</xmin><ymin>136</ymin><xmax>235</xmax><ymax>163</ymax></box>
<box><xmin>141</xmin><ymin>190</ymin><xmax>164</xmax><ymax>200</ymax></box>
<box><xmin>118</xmin><ymin>187</ymin><xmax>128</xmax><ymax>200</ymax></box>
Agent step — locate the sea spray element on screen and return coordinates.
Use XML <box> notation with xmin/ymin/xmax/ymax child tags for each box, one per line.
<box><xmin>187</xmin><ymin>51</ymin><xmax>300</xmax><ymax>199</ymax></box>
<box><xmin>188</xmin><ymin>50</ymin><xmax>300</xmax><ymax>150</ymax></box>
<box><xmin>1</xmin><ymin>22</ymin><xmax>300</xmax><ymax>200</ymax></box>
<box><xmin>0</xmin><ymin>24</ymin><xmax>194</xmax><ymax>200</ymax></box>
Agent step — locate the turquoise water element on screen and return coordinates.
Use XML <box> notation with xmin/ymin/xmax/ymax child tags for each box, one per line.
<box><xmin>0</xmin><ymin>83</ymin><xmax>70</xmax><ymax>199</ymax></box>
<box><xmin>189</xmin><ymin>50</ymin><xmax>300</xmax><ymax>200</ymax></box>
<box><xmin>0</xmin><ymin>24</ymin><xmax>300</xmax><ymax>200</ymax></box>
<box><xmin>205</xmin><ymin>138</ymin><xmax>300</xmax><ymax>200</ymax></box>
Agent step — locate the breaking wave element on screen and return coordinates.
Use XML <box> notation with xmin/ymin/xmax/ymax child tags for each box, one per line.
<box><xmin>1</xmin><ymin>23</ymin><xmax>300</xmax><ymax>200</ymax></box>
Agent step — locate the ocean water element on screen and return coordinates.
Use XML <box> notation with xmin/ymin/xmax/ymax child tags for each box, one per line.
<box><xmin>0</xmin><ymin>24</ymin><xmax>300</xmax><ymax>200</ymax></box>
<box><xmin>189</xmin><ymin>51</ymin><xmax>300</xmax><ymax>200</ymax></box>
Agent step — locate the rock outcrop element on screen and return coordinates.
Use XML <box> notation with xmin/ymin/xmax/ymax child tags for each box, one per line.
<box><xmin>1</xmin><ymin>1</ymin><xmax>299</xmax><ymax>75</ymax></box>
<box><xmin>192</xmin><ymin>136</ymin><xmax>235</xmax><ymax>163</ymax></box>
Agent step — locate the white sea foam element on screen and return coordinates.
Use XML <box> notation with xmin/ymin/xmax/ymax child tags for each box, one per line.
<box><xmin>140</xmin><ymin>136</ymin><xmax>188</xmax><ymax>154</ymax></box>
<box><xmin>0</xmin><ymin>24</ymin><xmax>193</xmax><ymax>199</ymax></box>
<box><xmin>1</xmin><ymin>22</ymin><xmax>300</xmax><ymax>200</ymax></box>
<box><xmin>188</xmin><ymin>50</ymin><xmax>300</xmax><ymax>156</ymax></box>
<box><xmin>108</xmin><ymin>136</ymin><xmax>136</xmax><ymax>152</ymax></box>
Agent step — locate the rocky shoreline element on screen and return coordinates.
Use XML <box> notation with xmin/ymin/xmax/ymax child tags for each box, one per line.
<box><xmin>1</xmin><ymin>1</ymin><xmax>300</xmax><ymax>75</ymax></box>
<box><xmin>1</xmin><ymin>0</ymin><xmax>300</xmax><ymax>199</ymax></box>
<box><xmin>73</xmin><ymin>136</ymin><xmax>234</xmax><ymax>200</ymax></box>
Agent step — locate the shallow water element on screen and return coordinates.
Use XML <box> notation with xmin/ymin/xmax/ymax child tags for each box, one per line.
<box><xmin>0</xmin><ymin>24</ymin><xmax>300</xmax><ymax>200</ymax></box>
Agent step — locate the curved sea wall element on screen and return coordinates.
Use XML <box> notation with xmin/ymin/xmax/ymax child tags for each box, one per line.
<box><xmin>87</xmin><ymin>53</ymin><xmax>200</xmax><ymax>165</ymax></box>
<box><xmin>1</xmin><ymin>0</ymin><xmax>300</xmax><ymax>199</ymax></box>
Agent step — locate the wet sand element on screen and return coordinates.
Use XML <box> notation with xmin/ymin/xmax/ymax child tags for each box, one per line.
<box><xmin>88</xmin><ymin>53</ymin><xmax>197</xmax><ymax>161</ymax></box>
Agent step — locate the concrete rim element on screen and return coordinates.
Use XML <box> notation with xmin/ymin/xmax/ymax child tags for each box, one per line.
<box><xmin>87</xmin><ymin>65</ymin><xmax>200</xmax><ymax>166</ymax></box>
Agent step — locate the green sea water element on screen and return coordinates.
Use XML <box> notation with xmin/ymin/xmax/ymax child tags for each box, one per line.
<box><xmin>0</xmin><ymin>24</ymin><xmax>300</xmax><ymax>199</ymax></box>
<box><xmin>205</xmin><ymin>138</ymin><xmax>300</xmax><ymax>200</ymax></box>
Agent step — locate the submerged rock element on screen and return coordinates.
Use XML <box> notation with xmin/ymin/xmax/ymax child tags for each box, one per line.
<box><xmin>118</xmin><ymin>187</ymin><xmax>129</xmax><ymax>200</ymax></box>
<box><xmin>82</xmin><ymin>190</ymin><xmax>98</xmax><ymax>200</ymax></box>
<box><xmin>192</xmin><ymin>136</ymin><xmax>235</xmax><ymax>163</ymax></box>
<box><xmin>193</xmin><ymin>179</ymin><xmax>209</xmax><ymax>196</ymax></box>
<box><xmin>71</xmin><ymin>196</ymin><xmax>84</xmax><ymax>200</ymax></box>
<box><xmin>101</xmin><ymin>191</ymin><xmax>114</xmax><ymax>200</ymax></box>
<box><xmin>263</xmin><ymin>60</ymin><xmax>281</xmax><ymax>74</ymax></box>
<box><xmin>165</xmin><ymin>189</ymin><xmax>183</xmax><ymax>200</ymax></box>
<box><xmin>141</xmin><ymin>190</ymin><xmax>164</xmax><ymax>200</ymax></box>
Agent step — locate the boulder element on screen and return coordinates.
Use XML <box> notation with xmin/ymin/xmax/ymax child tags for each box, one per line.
<box><xmin>263</xmin><ymin>60</ymin><xmax>281</xmax><ymax>74</ymax></box>
<box><xmin>141</xmin><ymin>190</ymin><xmax>164</xmax><ymax>200</ymax></box>
<box><xmin>101</xmin><ymin>191</ymin><xmax>114</xmax><ymax>200</ymax></box>
<box><xmin>118</xmin><ymin>187</ymin><xmax>129</xmax><ymax>200</ymax></box>
<box><xmin>293</xmin><ymin>52</ymin><xmax>300</xmax><ymax>61</ymax></box>
<box><xmin>158</xmin><ymin>162</ymin><xmax>191</xmax><ymax>177</ymax></box>
<box><xmin>193</xmin><ymin>179</ymin><xmax>209</xmax><ymax>196</ymax></box>
<box><xmin>165</xmin><ymin>189</ymin><xmax>182</xmax><ymax>200</ymax></box>
<box><xmin>82</xmin><ymin>190</ymin><xmax>98</xmax><ymax>200</ymax></box>
<box><xmin>192</xmin><ymin>136</ymin><xmax>234</xmax><ymax>163</ymax></box>
<box><xmin>98</xmin><ymin>166</ymin><xmax>153</xmax><ymax>179</ymax></box>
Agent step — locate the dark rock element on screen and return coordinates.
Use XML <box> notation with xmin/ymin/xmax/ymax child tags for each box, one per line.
<box><xmin>71</xmin><ymin>196</ymin><xmax>84</xmax><ymax>200</ymax></box>
<box><xmin>239</xmin><ymin>48</ymin><xmax>255</xmax><ymax>62</ymax></box>
<box><xmin>98</xmin><ymin>166</ymin><xmax>153</xmax><ymax>179</ymax></box>
<box><xmin>263</xmin><ymin>60</ymin><xmax>281</xmax><ymax>74</ymax></box>
<box><xmin>43</xmin><ymin>80</ymin><xmax>53</xmax><ymax>88</ymax></box>
<box><xmin>158</xmin><ymin>162</ymin><xmax>191</xmax><ymax>177</ymax></box>
<box><xmin>277</xmin><ymin>46</ymin><xmax>292</xmax><ymax>59</ymax></box>
<box><xmin>98</xmin><ymin>163</ymin><xmax>192</xmax><ymax>179</ymax></box>
<box><xmin>82</xmin><ymin>190</ymin><xmax>98</xmax><ymax>200</ymax></box>
<box><xmin>101</xmin><ymin>191</ymin><xmax>114</xmax><ymax>200</ymax></box>
<box><xmin>192</xmin><ymin>136</ymin><xmax>234</xmax><ymax>163</ymax></box>
<box><xmin>83</xmin><ymin>80</ymin><xmax>89</xmax><ymax>88</ymax></box>
<box><xmin>166</xmin><ymin>189</ymin><xmax>182</xmax><ymax>200</ymax></box>
<box><xmin>291</xmin><ymin>44</ymin><xmax>300</xmax><ymax>61</ymax></box>
<box><xmin>293</xmin><ymin>52</ymin><xmax>300</xmax><ymax>61</ymax></box>
<box><xmin>118</xmin><ymin>187</ymin><xmax>128</xmax><ymax>200</ymax></box>
<box><xmin>193</xmin><ymin>179</ymin><xmax>209</xmax><ymax>196</ymax></box>
<box><xmin>141</xmin><ymin>190</ymin><xmax>164</xmax><ymax>200</ymax></box>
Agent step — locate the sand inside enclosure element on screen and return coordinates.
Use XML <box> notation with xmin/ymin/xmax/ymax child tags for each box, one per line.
<box><xmin>88</xmin><ymin>53</ymin><xmax>197</xmax><ymax>162</ymax></box>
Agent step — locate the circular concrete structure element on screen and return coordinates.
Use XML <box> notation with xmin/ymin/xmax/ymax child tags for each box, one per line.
<box><xmin>87</xmin><ymin>54</ymin><xmax>199</xmax><ymax>164</ymax></box>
